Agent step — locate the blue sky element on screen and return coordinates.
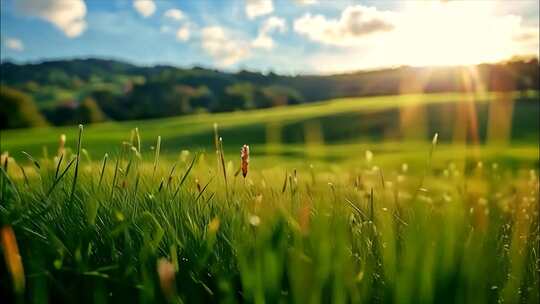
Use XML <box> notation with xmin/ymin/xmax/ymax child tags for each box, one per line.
<box><xmin>1</xmin><ymin>0</ymin><xmax>538</xmax><ymax>74</ymax></box>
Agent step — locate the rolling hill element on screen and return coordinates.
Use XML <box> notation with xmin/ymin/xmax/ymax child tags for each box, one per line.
<box><xmin>2</xmin><ymin>92</ymin><xmax>538</xmax><ymax>167</ymax></box>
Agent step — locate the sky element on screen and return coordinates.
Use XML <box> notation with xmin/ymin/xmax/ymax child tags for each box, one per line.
<box><xmin>1</xmin><ymin>0</ymin><xmax>539</xmax><ymax>74</ymax></box>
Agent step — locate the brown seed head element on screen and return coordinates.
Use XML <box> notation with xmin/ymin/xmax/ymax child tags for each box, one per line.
<box><xmin>241</xmin><ymin>145</ymin><xmax>249</xmax><ymax>178</ymax></box>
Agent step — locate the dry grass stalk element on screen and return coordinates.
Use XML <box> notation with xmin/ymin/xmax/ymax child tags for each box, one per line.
<box><xmin>213</xmin><ymin>124</ymin><xmax>229</xmax><ymax>195</ymax></box>
<box><xmin>219</xmin><ymin>137</ymin><xmax>228</xmax><ymax>186</ymax></box>
<box><xmin>152</xmin><ymin>136</ymin><xmax>161</xmax><ymax>178</ymax></box>
<box><xmin>241</xmin><ymin>145</ymin><xmax>249</xmax><ymax>178</ymax></box>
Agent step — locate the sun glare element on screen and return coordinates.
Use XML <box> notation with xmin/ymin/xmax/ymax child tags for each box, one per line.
<box><xmin>398</xmin><ymin>1</ymin><xmax>522</xmax><ymax>66</ymax></box>
<box><xmin>312</xmin><ymin>1</ymin><xmax>535</xmax><ymax>73</ymax></box>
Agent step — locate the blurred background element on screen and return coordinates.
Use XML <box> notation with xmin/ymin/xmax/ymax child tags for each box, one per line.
<box><xmin>1</xmin><ymin>0</ymin><xmax>539</xmax><ymax>164</ymax></box>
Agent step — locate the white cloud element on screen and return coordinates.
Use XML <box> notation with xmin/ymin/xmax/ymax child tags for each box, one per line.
<box><xmin>162</xmin><ymin>8</ymin><xmax>190</xmax><ymax>41</ymax></box>
<box><xmin>164</xmin><ymin>9</ymin><xmax>185</xmax><ymax>21</ymax></box>
<box><xmin>5</xmin><ymin>38</ymin><xmax>24</xmax><ymax>51</ymax></box>
<box><xmin>294</xmin><ymin>5</ymin><xmax>395</xmax><ymax>46</ymax></box>
<box><xmin>260</xmin><ymin>16</ymin><xmax>287</xmax><ymax>34</ymax></box>
<box><xmin>295</xmin><ymin>0</ymin><xmax>317</xmax><ymax>5</ymax></box>
<box><xmin>252</xmin><ymin>16</ymin><xmax>287</xmax><ymax>50</ymax></box>
<box><xmin>304</xmin><ymin>2</ymin><xmax>540</xmax><ymax>73</ymax></box>
<box><xmin>201</xmin><ymin>26</ymin><xmax>251</xmax><ymax>66</ymax></box>
<box><xmin>513</xmin><ymin>27</ymin><xmax>539</xmax><ymax>43</ymax></box>
<box><xmin>15</xmin><ymin>0</ymin><xmax>87</xmax><ymax>38</ymax></box>
<box><xmin>176</xmin><ymin>26</ymin><xmax>190</xmax><ymax>41</ymax></box>
<box><xmin>133</xmin><ymin>0</ymin><xmax>156</xmax><ymax>18</ymax></box>
<box><xmin>252</xmin><ymin>35</ymin><xmax>274</xmax><ymax>50</ymax></box>
<box><xmin>512</xmin><ymin>26</ymin><xmax>540</xmax><ymax>57</ymax></box>
<box><xmin>246</xmin><ymin>0</ymin><xmax>273</xmax><ymax>19</ymax></box>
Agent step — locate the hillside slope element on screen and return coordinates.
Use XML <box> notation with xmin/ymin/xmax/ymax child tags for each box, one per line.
<box><xmin>2</xmin><ymin>92</ymin><xmax>538</xmax><ymax>161</ymax></box>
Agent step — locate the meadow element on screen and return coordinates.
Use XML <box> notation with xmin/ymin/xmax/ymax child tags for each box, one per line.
<box><xmin>0</xmin><ymin>92</ymin><xmax>539</xmax><ymax>303</ymax></box>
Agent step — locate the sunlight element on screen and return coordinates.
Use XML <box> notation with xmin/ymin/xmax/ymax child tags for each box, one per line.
<box><xmin>398</xmin><ymin>1</ymin><xmax>521</xmax><ymax>66</ymax></box>
<box><xmin>310</xmin><ymin>1</ymin><xmax>535</xmax><ymax>73</ymax></box>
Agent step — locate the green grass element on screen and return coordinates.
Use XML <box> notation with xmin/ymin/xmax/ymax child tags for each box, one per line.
<box><xmin>2</xmin><ymin>91</ymin><xmax>538</xmax><ymax>159</ymax></box>
<box><xmin>0</xmin><ymin>92</ymin><xmax>539</xmax><ymax>303</ymax></box>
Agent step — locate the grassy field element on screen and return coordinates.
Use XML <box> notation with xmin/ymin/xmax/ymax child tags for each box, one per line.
<box><xmin>0</xmin><ymin>92</ymin><xmax>539</xmax><ymax>303</ymax></box>
<box><xmin>2</xmin><ymin>91</ymin><xmax>539</xmax><ymax>157</ymax></box>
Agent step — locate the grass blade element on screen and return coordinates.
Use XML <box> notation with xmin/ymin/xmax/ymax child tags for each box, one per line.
<box><xmin>195</xmin><ymin>177</ymin><xmax>214</xmax><ymax>202</ymax></box>
<box><xmin>110</xmin><ymin>157</ymin><xmax>120</xmax><ymax>199</ymax></box>
<box><xmin>170</xmin><ymin>153</ymin><xmax>199</xmax><ymax>202</ymax></box>
<box><xmin>46</xmin><ymin>157</ymin><xmax>76</xmax><ymax>198</ymax></box>
<box><xmin>152</xmin><ymin>136</ymin><xmax>161</xmax><ymax>178</ymax></box>
<box><xmin>70</xmin><ymin>125</ymin><xmax>83</xmax><ymax>202</ymax></box>
<box><xmin>21</xmin><ymin>151</ymin><xmax>40</xmax><ymax>170</ymax></box>
<box><xmin>178</xmin><ymin>153</ymin><xmax>198</xmax><ymax>188</ymax></box>
<box><xmin>98</xmin><ymin>153</ymin><xmax>108</xmax><ymax>189</ymax></box>
<box><xmin>55</xmin><ymin>154</ymin><xmax>64</xmax><ymax>180</ymax></box>
<box><xmin>16</xmin><ymin>163</ymin><xmax>29</xmax><ymax>187</ymax></box>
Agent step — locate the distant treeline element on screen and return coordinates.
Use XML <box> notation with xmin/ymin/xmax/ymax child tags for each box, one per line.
<box><xmin>1</xmin><ymin>57</ymin><xmax>538</xmax><ymax>129</ymax></box>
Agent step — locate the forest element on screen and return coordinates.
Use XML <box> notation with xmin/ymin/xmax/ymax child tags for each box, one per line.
<box><xmin>1</xmin><ymin>57</ymin><xmax>538</xmax><ymax>129</ymax></box>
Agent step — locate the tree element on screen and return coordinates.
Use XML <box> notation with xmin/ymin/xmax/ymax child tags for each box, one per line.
<box><xmin>217</xmin><ymin>83</ymin><xmax>255</xmax><ymax>112</ymax></box>
<box><xmin>78</xmin><ymin>97</ymin><xmax>107</xmax><ymax>123</ymax></box>
<box><xmin>0</xmin><ymin>85</ymin><xmax>48</xmax><ymax>129</ymax></box>
<box><xmin>262</xmin><ymin>85</ymin><xmax>304</xmax><ymax>107</ymax></box>
<box><xmin>189</xmin><ymin>86</ymin><xmax>215</xmax><ymax>111</ymax></box>
<box><xmin>44</xmin><ymin>97</ymin><xmax>107</xmax><ymax>126</ymax></box>
<box><xmin>91</xmin><ymin>89</ymin><xmax>122</xmax><ymax>119</ymax></box>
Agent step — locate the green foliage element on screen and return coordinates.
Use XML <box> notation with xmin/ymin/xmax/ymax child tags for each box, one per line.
<box><xmin>262</xmin><ymin>85</ymin><xmax>304</xmax><ymax>107</ymax></box>
<box><xmin>43</xmin><ymin>97</ymin><xmax>107</xmax><ymax>126</ymax></box>
<box><xmin>224</xmin><ymin>82</ymin><xmax>257</xmax><ymax>110</ymax></box>
<box><xmin>78</xmin><ymin>97</ymin><xmax>107</xmax><ymax>124</ymax></box>
<box><xmin>0</xmin><ymin>85</ymin><xmax>48</xmax><ymax>129</ymax></box>
<box><xmin>1</xmin><ymin>58</ymin><xmax>538</xmax><ymax>128</ymax></box>
<box><xmin>91</xmin><ymin>88</ymin><xmax>119</xmax><ymax>119</ymax></box>
<box><xmin>0</xmin><ymin>127</ymin><xmax>538</xmax><ymax>303</ymax></box>
<box><xmin>220</xmin><ymin>83</ymin><xmax>304</xmax><ymax>111</ymax></box>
